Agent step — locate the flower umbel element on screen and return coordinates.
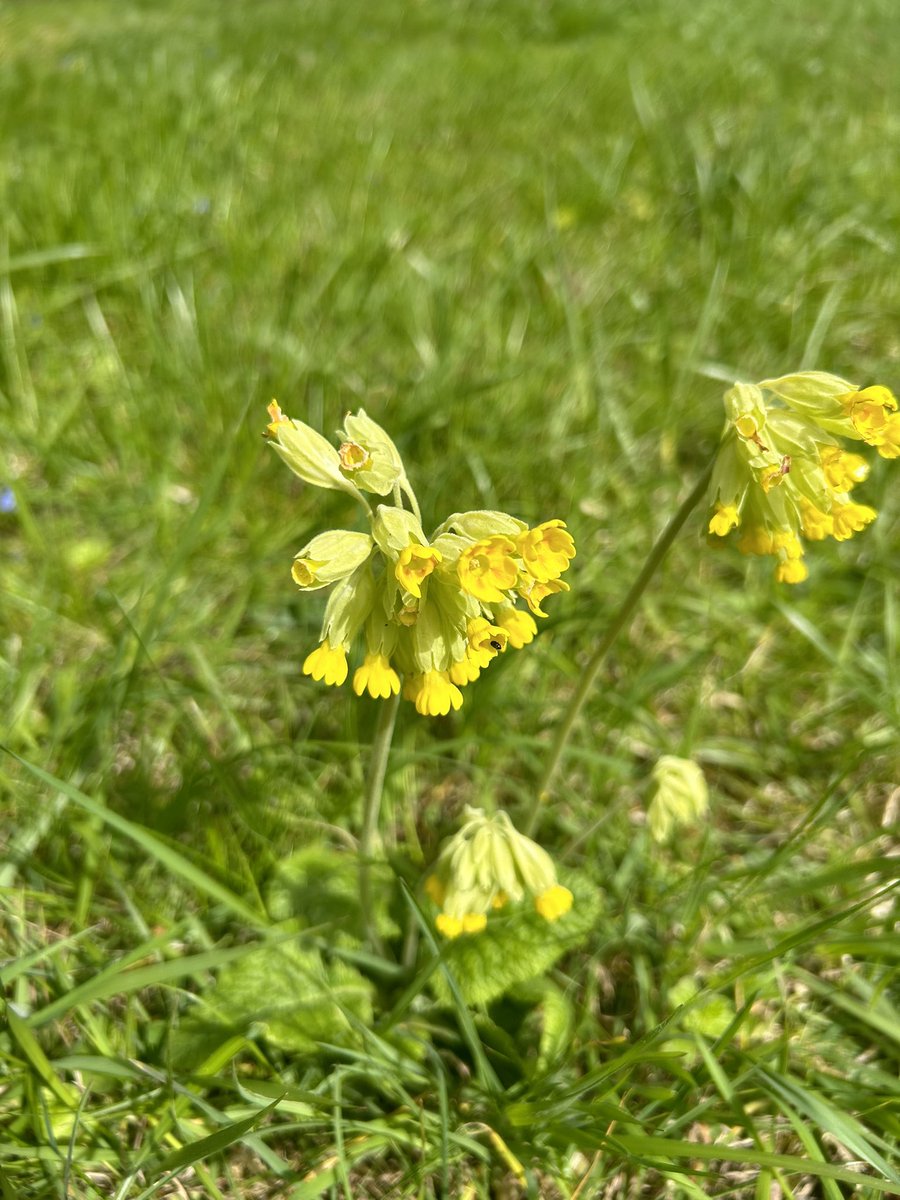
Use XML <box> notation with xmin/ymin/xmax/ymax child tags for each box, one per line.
<box><xmin>707</xmin><ymin>371</ymin><xmax>895</xmax><ymax>582</ymax></box>
<box><xmin>425</xmin><ymin>806</ymin><xmax>573</xmax><ymax>937</ymax></box>
<box><xmin>267</xmin><ymin>406</ymin><xmax>574</xmax><ymax>714</ymax></box>
<box><xmin>647</xmin><ymin>755</ymin><xmax>709</xmax><ymax>842</ymax></box>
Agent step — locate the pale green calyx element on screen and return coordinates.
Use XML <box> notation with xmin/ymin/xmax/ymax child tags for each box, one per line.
<box><xmin>291</xmin><ymin>530</ymin><xmax>374</xmax><ymax>591</ymax></box>
<box><xmin>647</xmin><ymin>755</ymin><xmax>709</xmax><ymax>843</ymax></box>
<box><xmin>266</xmin><ymin>402</ymin><xmax>363</xmax><ymax>500</ymax></box>
<box><xmin>371</xmin><ymin>505</ymin><xmax>427</xmax><ymax>558</ymax></box>
<box><xmin>758</xmin><ymin>370</ymin><xmax>856</xmax><ymax>413</ymax></box>
<box><xmin>723</xmin><ymin>382</ymin><xmax>769</xmax><ymax>444</ymax></box>
<box><xmin>337</xmin><ymin>409</ymin><xmax>405</xmax><ymax>495</ymax></box>
<box><xmin>433</xmin><ymin>510</ymin><xmax>528</xmax><ymax>541</ymax></box>
<box><xmin>321</xmin><ymin>564</ymin><xmax>377</xmax><ymax>649</ymax></box>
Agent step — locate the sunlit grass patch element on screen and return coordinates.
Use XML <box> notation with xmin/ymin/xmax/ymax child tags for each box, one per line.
<box><xmin>1</xmin><ymin>0</ymin><xmax>898</xmax><ymax>1196</ymax></box>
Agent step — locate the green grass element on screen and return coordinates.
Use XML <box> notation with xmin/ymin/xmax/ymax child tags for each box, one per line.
<box><xmin>1</xmin><ymin>0</ymin><xmax>898</xmax><ymax>1195</ymax></box>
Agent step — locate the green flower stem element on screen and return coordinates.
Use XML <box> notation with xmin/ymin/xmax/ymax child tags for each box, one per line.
<box><xmin>525</xmin><ymin>459</ymin><xmax>715</xmax><ymax>837</ymax></box>
<box><xmin>359</xmin><ymin>688</ymin><xmax>401</xmax><ymax>952</ymax></box>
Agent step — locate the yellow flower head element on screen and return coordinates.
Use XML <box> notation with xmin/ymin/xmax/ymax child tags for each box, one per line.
<box><xmin>395</xmin><ymin>543</ymin><xmax>442</xmax><ymax>598</ymax></box>
<box><xmin>456</xmin><ymin>535</ymin><xmax>519</xmax><ymax>603</ymax></box>
<box><xmin>708</xmin><ymin>504</ymin><xmax>740</xmax><ymax>537</ymax></box>
<box><xmin>534</xmin><ymin>884</ymin><xmax>574</xmax><ymax>922</ymax></box>
<box><xmin>407</xmin><ymin>670</ymin><xmax>464</xmax><ymax>717</ymax></box>
<box><xmin>518</xmin><ymin>575</ymin><xmax>570</xmax><ymax>617</ymax></box>
<box><xmin>819</xmin><ymin>446</ymin><xmax>869</xmax><ymax>493</ymax></box>
<box><xmin>493</xmin><ymin>604</ymin><xmax>538</xmax><ymax>649</ymax></box>
<box><xmin>467</xmin><ymin>617</ymin><xmax>508</xmax><ymax>659</ymax></box>
<box><xmin>831</xmin><ymin>502</ymin><xmax>876</xmax><ymax>542</ymax></box>
<box><xmin>517</xmin><ymin>520</ymin><xmax>576</xmax><ymax>583</ymax></box>
<box><xmin>352</xmin><ymin>653</ymin><xmax>401</xmax><ymax>699</ymax></box>
<box><xmin>799</xmin><ymin>501</ymin><xmax>834</xmax><ymax>541</ymax></box>
<box><xmin>303</xmin><ymin>640</ymin><xmax>349</xmax><ymax>687</ymax></box>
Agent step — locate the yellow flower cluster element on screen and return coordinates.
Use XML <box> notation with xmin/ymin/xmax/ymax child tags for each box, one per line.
<box><xmin>707</xmin><ymin>372</ymin><xmax>896</xmax><ymax>582</ymax></box>
<box><xmin>265</xmin><ymin>403</ymin><xmax>575</xmax><ymax>714</ymax></box>
<box><xmin>425</xmin><ymin>806</ymin><xmax>573</xmax><ymax>938</ymax></box>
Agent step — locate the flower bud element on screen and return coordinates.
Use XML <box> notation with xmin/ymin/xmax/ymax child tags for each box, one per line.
<box><xmin>426</xmin><ymin>806</ymin><xmax>573</xmax><ymax>936</ymax></box>
<box><xmin>265</xmin><ymin>402</ymin><xmax>362</xmax><ymax>499</ymax></box>
<box><xmin>337</xmin><ymin>409</ymin><xmax>405</xmax><ymax>495</ymax></box>
<box><xmin>291</xmin><ymin>530</ymin><xmax>374</xmax><ymax>591</ymax></box>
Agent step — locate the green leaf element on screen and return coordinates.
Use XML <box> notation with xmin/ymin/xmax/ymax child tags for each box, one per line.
<box><xmin>170</xmin><ymin>940</ymin><xmax>374</xmax><ymax>1061</ymax></box>
<box><xmin>508</xmin><ymin>978</ymin><xmax>575</xmax><ymax>1074</ymax></box>
<box><xmin>266</xmin><ymin>844</ymin><xmax>399</xmax><ymax>940</ymax></box>
<box><xmin>155</xmin><ymin>1097</ymin><xmax>282</xmax><ymax>1176</ymax></box>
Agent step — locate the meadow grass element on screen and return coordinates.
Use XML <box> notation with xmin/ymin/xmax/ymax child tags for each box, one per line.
<box><xmin>1</xmin><ymin>0</ymin><xmax>898</xmax><ymax>1195</ymax></box>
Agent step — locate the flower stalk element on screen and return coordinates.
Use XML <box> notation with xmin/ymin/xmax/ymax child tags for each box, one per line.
<box><xmin>359</xmin><ymin>688</ymin><xmax>401</xmax><ymax>953</ymax></box>
<box><xmin>525</xmin><ymin>459</ymin><xmax>715</xmax><ymax>836</ymax></box>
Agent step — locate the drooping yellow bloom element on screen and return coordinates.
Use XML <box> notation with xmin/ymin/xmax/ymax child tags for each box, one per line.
<box><xmin>303</xmin><ymin>640</ymin><xmax>349</xmax><ymax>686</ymax></box>
<box><xmin>831</xmin><ymin>502</ymin><xmax>877</xmax><ymax>542</ymax></box>
<box><xmin>774</xmin><ymin>556</ymin><xmax>808</xmax><ymax>584</ymax></box>
<box><xmin>435</xmin><ymin>912</ymin><xmax>487</xmax><ymax>939</ymax></box>
<box><xmin>840</xmin><ymin>385</ymin><xmax>898</xmax><ymax>452</ymax></box>
<box><xmin>518</xmin><ymin>575</ymin><xmax>570</xmax><ymax>617</ymax></box>
<box><xmin>407</xmin><ymin>670</ymin><xmax>464</xmax><ymax>717</ymax></box>
<box><xmin>534</xmin><ymin>884</ymin><xmax>574</xmax><ymax>922</ymax></box>
<box><xmin>426</xmin><ymin>806</ymin><xmax>573</xmax><ymax>937</ymax></box>
<box><xmin>395</xmin><ymin>543</ymin><xmax>442</xmax><ymax>598</ymax></box>
<box><xmin>707</xmin><ymin>372</ymin><xmax>894</xmax><ymax>583</ymax></box>
<box><xmin>267</xmin><ymin>407</ymin><xmax>573</xmax><ymax>713</ymax></box>
<box><xmin>708</xmin><ymin>504</ymin><xmax>740</xmax><ymax>536</ymax></box>
<box><xmin>819</xmin><ymin>446</ymin><xmax>869</xmax><ymax>492</ymax></box>
<box><xmin>517</xmin><ymin>520</ymin><xmax>576</xmax><ymax>582</ymax></box>
<box><xmin>466</xmin><ymin>617</ymin><xmax>508</xmax><ymax>659</ymax></box>
<box><xmin>352</xmin><ymin>654</ymin><xmax>401</xmax><ymax>699</ymax></box>
<box><xmin>799</xmin><ymin>501</ymin><xmax>834</xmax><ymax>541</ymax></box>
<box><xmin>493</xmin><ymin>605</ymin><xmax>537</xmax><ymax>649</ymax></box>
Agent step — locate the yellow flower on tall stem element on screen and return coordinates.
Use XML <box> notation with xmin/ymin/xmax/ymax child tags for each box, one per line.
<box><xmin>266</xmin><ymin>405</ymin><xmax>575</xmax><ymax>714</ymax></box>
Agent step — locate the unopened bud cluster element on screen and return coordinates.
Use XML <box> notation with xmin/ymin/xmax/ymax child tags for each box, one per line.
<box><xmin>707</xmin><ymin>372</ymin><xmax>897</xmax><ymax>582</ymax></box>
<box><xmin>647</xmin><ymin>755</ymin><xmax>708</xmax><ymax>843</ymax></box>
<box><xmin>265</xmin><ymin>403</ymin><xmax>575</xmax><ymax>715</ymax></box>
<box><xmin>424</xmin><ymin>806</ymin><xmax>573</xmax><ymax>938</ymax></box>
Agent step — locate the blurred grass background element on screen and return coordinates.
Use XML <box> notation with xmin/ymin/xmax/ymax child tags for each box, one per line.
<box><xmin>1</xmin><ymin>0</ymin><xmax>898</xmax><ymax>1196</ymax></box>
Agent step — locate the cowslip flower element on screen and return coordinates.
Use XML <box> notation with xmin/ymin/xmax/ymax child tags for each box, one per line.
<box><xmin>265</xmin><ymin>405</ymin><xmax>575</xmax><ymax>713</ymax></box>
<box><xmin>647</xmin><ymin>755</ymin><xmax>709</xmax><ymax>843</ymax></box>
<box><xmin>707</xmin><ymin>372</ymin><xmax>893</xmax><ymax>582</ymax></box>
<box><xmin>425</xmin><ymin>806</ymin><xmax>573</xmax><ymax>938</ymax></box>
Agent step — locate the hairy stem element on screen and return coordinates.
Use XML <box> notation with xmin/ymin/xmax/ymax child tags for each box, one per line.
<box><xmin>359</xmin><ymin>690</ymin><xmax>401</xmax><ymax>952</ymax></box>
<box><xmin>525</xmin><ymin>460</ymin><xmax>715</xmax><ymax>836</ymax></box>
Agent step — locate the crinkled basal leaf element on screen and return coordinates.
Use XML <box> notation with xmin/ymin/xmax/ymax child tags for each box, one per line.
<box><xmin>266</xmin><ymin>844</ymin><xmax>400</xmax><ymax>940</ymax></box>
<box><xmin>430</xmin><ymin>872</ymin><xmax>600</xmax><ymax>1007</ymax></box>
<box><xmin>669</xmin><ymin>976</ymin><xmax>736</xmax><ymax>1039</ymax></box>
<box><xmin>172</xmin><ymin>941</ymin><xmax>373</xmax><ymax>1058</ymax></box>
<box><xmin>508</xmin><ymin>978</ymin><xmax>576</xmax><ymax>1074</ymax></box>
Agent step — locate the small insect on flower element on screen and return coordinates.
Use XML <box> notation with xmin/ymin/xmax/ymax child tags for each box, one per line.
<box><xmin>706</xmin><ymin>371</ymin><xmax>896</xmax><ymax>583</ymax></box>
<box><xmin>265</xmin><ymin>406</ymin><xmax>575</xmax><ymax>714</ymax></box>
